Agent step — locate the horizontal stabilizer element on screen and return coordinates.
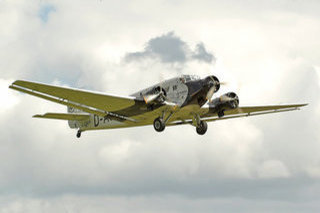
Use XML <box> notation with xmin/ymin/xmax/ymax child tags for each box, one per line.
<box><xmin>33</xmin><ymin>113</ymin><xmax>90</xmax><ymax>121</ymax></box>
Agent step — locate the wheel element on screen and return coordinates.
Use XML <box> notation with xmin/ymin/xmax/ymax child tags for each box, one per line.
<box><xmin>76</xmin><ymin>130</ymin><xmax>81</xmax><ymax>138</ymax></box>
<box><xmin>196</xmin><ymin>121</ymin><xmax>208</xmax><ymax>135</ymax></box>
<box><xmin>218</xmin><ymin>110</ymin><xmax>224</xmax><ymax>118</ymax></box>
<box><xmin>153</xmin><ymin>117</ymin><xmax>165</xmax><ymax>132</ymax></box>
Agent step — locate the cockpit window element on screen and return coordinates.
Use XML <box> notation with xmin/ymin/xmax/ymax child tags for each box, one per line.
<box><xmin>173</xmin><ymin>85</ymin><xmax>177</xmax><ymax>90</ymax></box>
<box><xmin>183</xmin><ymin>75</ymin><xmax>200</xmax><ymax>82</ymax></box>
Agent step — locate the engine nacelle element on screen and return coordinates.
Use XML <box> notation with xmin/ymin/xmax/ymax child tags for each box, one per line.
<box><xmin>209</xmin><ymin>92</ymin><xmax>239</xmax><ymax>114</ymax></box>
<box><xmin>203</xmin><ymin>75</ymin><xmax>220</xmax><ymax>93</ymax></box>
<box><xmin>143</xmin><ymin>86</ymin><xmax>167</xmax><ymax>104</ymax></box>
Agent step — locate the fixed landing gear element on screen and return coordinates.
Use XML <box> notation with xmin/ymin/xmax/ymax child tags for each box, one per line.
<box><xmin>153</xmin><ymin>111</ymin><xmax>174</xmax><ymax>133</ymax></box>
<box><xmin>192</xmin><ymin>114</ymin><xmax>208</xmax><ymax>135</ymax></box>
<box><xmin>152</xmin><ymin>112</ymin><xmax>208</xmax><ymax>135</ymax></box>
<box><xmin>153</xmin><ymin>117</ymin><xmax>165</xmax><ymax>132</ymax></box>
<box><xmin>196</xmin><ymin>120</ymin><xmax>208</xmax><ymax>135</ymax></box>
<box><xmin>76</xmin><ymin>130</ymin><xmax>82</xmax><ymax>138</ymax></box>
<box><xmin>218</xmin><ymin>110</ymin><xmax>225</xmax><ymax>118</ymax></box>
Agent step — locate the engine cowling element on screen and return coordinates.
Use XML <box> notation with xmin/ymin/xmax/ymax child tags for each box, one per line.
<box><xmin>208</xmin><ymin>92</ymin><xmax>239</xmax><ymax>113</ymax></box>
<box><xmin>203</xmin><ymin>75</ymin><xmax>220</xmax><ymax>94</ymax></box>
<box><xmin>143</xmin><ymin>86</ymin><xmax>167</xmax><ymax>104</ymax></box>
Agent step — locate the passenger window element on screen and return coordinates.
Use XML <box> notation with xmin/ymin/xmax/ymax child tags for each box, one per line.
<box><xmin>173</xmin><ymin>85</ymin><xmax>177</xmax><ymax>91</ymax></box>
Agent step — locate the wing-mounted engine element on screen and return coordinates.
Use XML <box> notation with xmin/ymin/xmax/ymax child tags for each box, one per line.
<box><xmin>143</xmin><ymin>86</ymin><xmax>167</xmax><ymax>104</ymax></box>
<box><xmin>208</xmin><ymin>92</ymin><xmax>239</xmax><ymax>117</ymax></box>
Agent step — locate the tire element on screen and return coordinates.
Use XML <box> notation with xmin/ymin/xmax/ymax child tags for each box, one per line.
<box><xmin>218</xmin><ymin>110</ymin><xmax>224</xmax><ymax>118</ymax></box>
<box><xmin>153</xmin><ymin>117</ymin><xmax>165</xmax><ymax>132</ymax></box>
<box><xmin>196</xmin><ymin>121</ymin><xmax>208</xmax><ymax>135</ymax></box>
<box><xmin>76</xmin><ymin>130</ymin><xmax>81</xmax><ymax>138</ymax></box>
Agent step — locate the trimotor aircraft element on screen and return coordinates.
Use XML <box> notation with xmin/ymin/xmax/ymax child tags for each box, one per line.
<box><xmin>9</xmin><ymin>75</ymin><xmax>307</xmax><ymax>138</ymax></box>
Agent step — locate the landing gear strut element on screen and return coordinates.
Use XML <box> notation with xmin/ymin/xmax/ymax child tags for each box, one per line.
<box><xmin>196</xmin><ymin>120</ymin><xmax>208</xmax><ymax>135</ymax></box>
<box><xmin>76</xmin><ymin>130</ymin><xmax>82</xmax><ymax>138</ymax></box>
<box><xmin>192</xmin><ymin>114</ymin><xmax>208</xmax><ymax>135</ymax></box>
<box><xmin>153</xmin><ymin>117</ymin><xmax>165</xmax><ymax>132</ymax></box>
<box><xmin>153</xmin><ymin>111</ymin><xmax>174</xmax><ymax>133</ymax></box>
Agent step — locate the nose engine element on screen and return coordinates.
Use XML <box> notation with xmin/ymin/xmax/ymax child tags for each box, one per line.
<box><xmin>204</xmin><ymin>75</ymin><xmax>220</xmax><ymax>94</ymax></box>
<box><xmin>200</xmin><ymin>75</ymin><xmax>220</xmax><ymax>104</ymax></box>
<box><xmin>209</xmin><ymin>92</ymin><xmax>239</xmax><ymax>117</ymax></box>
<box><xmin>195</xmin><ymin>75</ymin><xmax>221</xmax><ymax>107</ymax></box>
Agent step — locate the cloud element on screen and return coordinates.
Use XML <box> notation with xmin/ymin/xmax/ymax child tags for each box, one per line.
<box><xmin>124</xmin><ymin>32</ymin><xmax>215</xmax><ymax>64</ymax></box>
<box><xmin>191</xmin><ymin>43</ymin><xmax>215</xmax><ymax>63</ymax></box>
<box><xmin>2</xmin><ymin>194</ymin><xmax>320</xmax><ymax>213</ymax></box>
<box><xmin>257</xmin><ymin>160</ymin><xmax>290</xmax><ymax>178</ymax></box>
<box><xmin>1</xmin><ymin>0</ymin><xmax>320</xmax><ymax>212</ymax></box>
<box><xmin>0</xmin><ymin>79</ymin><xmax>20</xmax><ymax>113</ymax></box>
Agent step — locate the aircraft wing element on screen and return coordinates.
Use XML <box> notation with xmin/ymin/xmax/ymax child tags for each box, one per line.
<box><xmin>168</xmin><ymin>104</ymin><xmax>307</xmax><ymax>126</ymax></box>
<box><xmin>9</xmin><ymin>80</ymin><xmax>140</xmax><ymax>122</ymax></box>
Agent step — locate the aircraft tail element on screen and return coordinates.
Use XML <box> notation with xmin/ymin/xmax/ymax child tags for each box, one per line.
<box><xmin>66</xmin><ymin>107</ymin><xmax>90</xmax><ymax>129</ymax></box>
<box><xmin>32</xmin><ymin>107</ymin><xmax>90</xmax><ymax>129</ymax></box>
<box><xmin>33</xmin><ymin>109</ymin><xmax>90</xmax><ymax>129</ymax></box>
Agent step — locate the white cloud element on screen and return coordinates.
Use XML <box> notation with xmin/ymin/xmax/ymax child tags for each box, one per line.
<box><xmin>306</xmin><ymin>166</ymin><xmax>320</xmax><ymax>178</ymax></box>
<box><xmin>257</xmin><ymin>160</ymin><xmax>290</xmax><ymax>179</ymax></box>
<box><xmin>0</xmin><ymin>79</ymin><xmax>20</xmax><ymax>113</ymax></box>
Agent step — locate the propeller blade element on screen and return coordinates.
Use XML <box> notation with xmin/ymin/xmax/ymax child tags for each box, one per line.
<box><xmin>219</xmin><ymin>95</ymin><xmax>235</xmax><ymax>102</ymax></box>
<box><xmin>206</xmin><ymin>87</ymin><xmax>216</xmax><ymax>101</ymax></box>
<box><xmin>218</xmin><ymin>81</ymin><xmax>228</xmax><ymax>86</ymax></box>
<box><xmin>220</xmin><ymin>94</ymin><xmax>240</xmax><ymax>103</ymax></box>
<box><xmin>143</xmin><ymin>93</ymin><xmax>161</xmax><ymax>104</ymax></box>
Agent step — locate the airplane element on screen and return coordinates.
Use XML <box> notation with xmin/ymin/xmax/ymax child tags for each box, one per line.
<box><xmin>9</xmin><ymin>75</ymin><xmax>307</xmax><ymax>138</ymax></box>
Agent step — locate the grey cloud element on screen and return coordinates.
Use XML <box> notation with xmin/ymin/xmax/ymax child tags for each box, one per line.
<box><xmin>191</xmin><ymin>43</ymin><xmax>215</xmax><ymax>63</ymax></box>
<box><xmin>125</xmin><ymin>32</ymin><xmax>215</xmax><ymax>64</ymax></box>
<box><xmin>2</xmin><ymin>194</ymin><xmax>320</xmax><ymax>213</ymax></box>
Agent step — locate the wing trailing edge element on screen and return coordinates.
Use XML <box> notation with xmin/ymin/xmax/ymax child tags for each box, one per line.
<box><xmin>33</xmin><ymin>113</ymin><xmax>90</xmax><ymax>121</ymax></box>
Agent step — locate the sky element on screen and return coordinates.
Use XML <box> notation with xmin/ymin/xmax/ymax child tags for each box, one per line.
<box><xmin>1</xmin><ymin>0</ymin><xmax>320</xmax><ymax>212</ymax></box>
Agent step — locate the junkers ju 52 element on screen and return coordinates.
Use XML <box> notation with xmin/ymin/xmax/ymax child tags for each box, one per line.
<box><xmin>9</xmin><ymin>75</ymin><xmax>307</xmax><ymax>138</ymax></box>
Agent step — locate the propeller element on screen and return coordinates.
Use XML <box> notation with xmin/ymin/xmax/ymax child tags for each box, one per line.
<box><xmin>206</xmin><ymin>81</ymin><xmax>228</xmax><ymax>103</ymax></box>
<box><xmin>218</xmin><ymin>82</ymin><xmax>228</xmax><ymax>86</ymax></box>
<box><xmin>206</xmin><ymin>86</ymin><xmax>216</xmax><ymax>102</ymax></box>
<box><xmin>219</xmin><ymin>94</ymin><xmax>236</xmax><ymax>102</ymax></box>
<box><xmin>144</xmin><ymin>93</ymin><xmax>163</xmax><ymax>104</ymax></box>
<box><xmin>143</xmin><ymin>74</ymin><xmax>167</xmax><ymax>104</ymax></box>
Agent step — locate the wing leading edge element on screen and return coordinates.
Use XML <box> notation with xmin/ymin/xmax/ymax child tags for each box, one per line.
<box><xmin>168</xmin><ymin>103</ymin><xmax>307</xmax><ymax>126</ymax></box>
<box><xmin>9</xmin><ymin>80</ymin><xmax>140</xmax><ymax>122</ymax></box>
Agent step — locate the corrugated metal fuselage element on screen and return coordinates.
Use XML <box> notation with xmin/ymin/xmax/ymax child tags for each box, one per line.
<box><xmin>69</xmin><ymin>75</ymin><xmax>211</xmax><ymax>131</ymax></box>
